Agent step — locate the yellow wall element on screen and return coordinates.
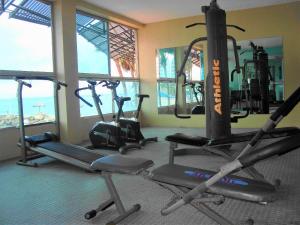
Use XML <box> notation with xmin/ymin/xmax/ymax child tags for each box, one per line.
<box><xmin>138</xmin><ymin>2</ymin><xmax>300</xmax><ymax>128</ymax></box>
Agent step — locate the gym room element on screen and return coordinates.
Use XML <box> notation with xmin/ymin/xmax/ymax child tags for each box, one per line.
<box><xmin>0</xmin><ymin>0</ymin><xmax>299</xmax><ymax>224</ymax></box>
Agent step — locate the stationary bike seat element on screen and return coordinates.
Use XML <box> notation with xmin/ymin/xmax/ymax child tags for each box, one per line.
<box><xmin>120</xmin><ymin>97</ymin><xmax>131</xmax><ymax>102</ymax></box>
<box><xmin>137</xmin><ymin>94</ymin><xmax>149</xmax><ymax>98</ymax></box>
<box><xmin>91</xmin><ymin>155</ymin><xmax>154</xmax><ymax>174</ymax></box>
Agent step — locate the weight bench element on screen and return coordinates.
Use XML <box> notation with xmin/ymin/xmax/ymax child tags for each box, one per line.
<box><xmin>88</xmin><ymin>155</ymin><xmax>153</xmax><ymax>225</ymax></box>
<box><xmin>90</xmin><ymin>155</ymin><xmax>276</xmax><ymax>225</ymax></box>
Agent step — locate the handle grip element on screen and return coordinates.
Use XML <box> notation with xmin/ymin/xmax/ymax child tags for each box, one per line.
<box><xmin>57</xmin><ymin>81</ymin><xmax>67</xmax><ymax>87</ymax></box>
<box><xmin>120</xmin><ymin>97</ymin><xmax>131</xmax><ymax>103</ymax></box>
<box><xmin>185</xmin><ymin>22</ymin><xmax>206</xmax><ymax>28</ymax></box>
<box><xmin>185</xmin><ymin>23</ymin><xmax>245</xmax><ymax>32</ymax></box>
<box><xmin>87</xmin><ymin>80</ymin><xmax>97</xmax><ymax>86</ymax></box>
<box><xmin>22</xmin><ymin>81</ymin><xmax>32</xmax><ymax>88</ymax></box>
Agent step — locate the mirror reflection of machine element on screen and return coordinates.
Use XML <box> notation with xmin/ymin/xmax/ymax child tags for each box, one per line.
<box><xmin>229</xmin><ymin>37</ymin><xmax>284</xmax><ymax>114</ymax></box>
<box><xmin>184</xmin><ymin>81</ymin><xmax>205</xmax><ymax>114</ymax></box>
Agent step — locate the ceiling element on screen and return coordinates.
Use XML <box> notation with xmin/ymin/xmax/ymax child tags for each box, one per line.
<box><xmin>84</xmin><ymin>0</ymin><xmax>299</xmax><ymax>24</ymax></box>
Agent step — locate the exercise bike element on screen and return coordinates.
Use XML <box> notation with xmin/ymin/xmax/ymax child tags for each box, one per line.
<box><xmin>75</xmin><ymin>80</ymin><xmax>141</xmax><ymax>154</ymax></box>
<box><xmin>101</xmin><ymin>80</ymin><xmax>158</xmax><ymax>146</ymax></box>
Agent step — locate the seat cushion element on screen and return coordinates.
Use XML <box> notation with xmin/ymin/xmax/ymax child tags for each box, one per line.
<box><xmin>166</xmin><ymin>133</ymin><xmax>209</xmax><ymax>146</ymax></box>
<box><xmin>91</xmin><ymin>155</ymin><xmax>154</xmax><ymax>174</ymax></box>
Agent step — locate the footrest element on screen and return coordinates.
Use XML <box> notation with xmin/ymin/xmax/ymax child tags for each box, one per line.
<box><xmin>91</xmin><ymin>155</ymin><xmax>154</xmax><ymax>174</ymax></box>
<box><xmin>166</xmin><ymin>133</ymin><xmax>209</xmax><ymax>146</ymax></box>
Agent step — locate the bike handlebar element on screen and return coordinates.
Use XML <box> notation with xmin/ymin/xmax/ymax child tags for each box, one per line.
<box><xmin>74</xmin><ymin>87</ymin><xmax>93</xmax><ymax>107</ymax></box>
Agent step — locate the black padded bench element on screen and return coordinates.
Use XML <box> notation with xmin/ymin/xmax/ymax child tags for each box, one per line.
<box><xmin>91</xmin><ymin>155</ymin><xmax>153</xmax><ymax>174</ymax></box>
<box><xmin>166</xmin><ymin>133</ymin><xmax>209</xmax><ymax>146</ymax></box>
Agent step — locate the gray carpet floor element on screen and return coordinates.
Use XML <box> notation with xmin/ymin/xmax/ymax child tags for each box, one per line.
<box><xmin>0</xmin><ymin>127</ymin><xmax>300</xmax><ymax>225</ymax></box>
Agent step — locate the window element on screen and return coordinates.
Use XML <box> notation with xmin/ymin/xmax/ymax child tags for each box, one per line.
<box><xmin>0</xmin><ymin>0</ymin><xmax>53</xmax><ymax>72</ymax></box>
<box><xmin>76</xmin><ymin>12</ymin><xmax>138</xmax><ymax>79</ymax></box>
<box><xmin>76</xmin><ymin>11</ymin><xmax>109</xmax><ymax>75</ymax></box>
<box><xmin>76</xmin><ymin>12</ymin><xmax>139</xmax><ymax>117</ymax></box>
<box><xmin>109</xmin><ymin>21</ymin><xmax>138</xmax><ymax>78</ymax></box>
<box><xmin>116</xmin><ymin>81</ymin><xmax>139</xmax><ymax>112</ymax></box>
<box><xmin>0</xmin><ymin>0</ymin><xmax>54</xmax><ymax>128</ymax></box>
<box><xmin>0</xmin><ymin>79</ymin><xmax>55</xmax><ymax>129</ymax></box>
<box><xmin>78</xmin><ymin>80</ymin><xmax>113</xmax><ymax>117</ymax></box>
<box><xmin>78</xmin><ymin>80</ymin><xmax>139</xmax><ymax>117</ymax></box>
<box><xmin>157</xmin><ymin>48</ymin><xmax>176</xmax><ymax>79</ymax></box>
<box><xmin>0</xmin><ymin>80</ymin><xmax>18</xmax><ymax>128</ymax></box>
<box><xmin>156</xmin><ymin>45</ymin><xmax>205</xmax><ymax>110</ymax></box>
<box><xmin>157</xmin><ymin>82</ymin><xmax>176</xmax><ymax>107</ymax></box>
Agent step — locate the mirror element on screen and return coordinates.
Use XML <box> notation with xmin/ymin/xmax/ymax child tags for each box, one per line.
<box><xmin>156</xmin><ymin>36</ymin><xmax>284</xmax><ymax>115</ymax></box>
<box><xmin>156</xmin><ymin>45</ymin><xmax>205</xmax><ymax>114</ymax></box>
<box><xmin>228</xmin><ymin>36</ymin><xmax>284</xmax><ymax>114</ymax></box>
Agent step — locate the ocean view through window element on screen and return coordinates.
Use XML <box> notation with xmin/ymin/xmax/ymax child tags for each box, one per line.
<box><xmin>0</xmin><ymin>0</ymin><xmax>55</xmax><ymax>129</ymax></box>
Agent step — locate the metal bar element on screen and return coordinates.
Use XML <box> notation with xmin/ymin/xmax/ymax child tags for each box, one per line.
<box><xmin>17</xmin><ymin>80</ymin><xmax>27</xmax><ymax>163</ymax></box>
<box><xmin>53</xmin><ymin>82</ymin><xmax>61</xmax><ymax>141</ymax></box>
<box><xmin>103</xmin><ymin>172</ymin><xmax>126</xmax><ymax>215</ymax></box>
<box><xmin>0</xmin><ymin>70</ymin><xmax>54</xmax><ymax>77</ymax></box>
<box><xmin>29</xmin><ymin>146</ymin><xmax>93</xmax><ymax>170</ymax></box>
<box><xmin>110</xmin><ymin>32</ymin><xmax>134</xmax><ymax>44</ymax></box>
<box><xmin>91</xmin><ymin>85</ymin><xmax>105</xmax><ymax>121</ymax></box>
<box><xmin>107</xmin><ymin>20</ymin><xmax>112</xmax><ymax>77</ymax></box>
<box><xmin>78</xmin><ymin>74</ymin><xmax>139</xmax><ymax>81</ymax></box>
<box><xmin>10</xmin><ymin>3</ymin><xmax>50</xmax><ymax>21</ymax></box>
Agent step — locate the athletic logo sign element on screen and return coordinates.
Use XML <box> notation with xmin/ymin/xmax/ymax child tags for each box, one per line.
<box><xmin>184</xmin><ymin>170</ymin><xmax>248</xmax><ymax>186</ymax></box>
<box><xmin>213</xmin><ymin>59</ymin><xmax>222</xmax><ymax>115</ymax></box>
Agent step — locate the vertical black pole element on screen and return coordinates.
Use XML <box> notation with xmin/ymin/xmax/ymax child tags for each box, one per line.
<box><xmin>258</xmin><ymin>51</ymin><xmax>270</xmax><ymax>114</ymax></box>
<box><xmin>203</xmin><ymin>0</ymin><xmax>231</xmax><ymax>139</ymax></box>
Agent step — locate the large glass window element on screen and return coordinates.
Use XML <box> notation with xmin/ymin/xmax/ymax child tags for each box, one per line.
<box><xmin>109</xmin><ymin>22</ymin><xmax>138</xmax><ymax>78</ymax></box>
<box><xmin>76</xmin><ymin>12</ymin><xmax>139</xmax><ymax>117</ymax></box>
<box><xmin>78</xmin><ymin>80</ymin><xmax>113</xmax><ymax>117</ymax></box>
<box><xmin>76</xmin><ymin>12</ymin><xmax>138</xmax><ymax>79</ymax></box>
<box><xmin>78</xmin><ymin>80</ymin><xmax>139</xmax><ymax>117</ymax></box>
<box><xmin>157</xmin><ymin>82</ymin><xmax>176</xmax><ymax>107</ymax></box>
<box><xmin>0</xmin><ymin>80</ymin><xmax>18</xmax><ymax>128</ymax></box>
<box><xmin>0</xmin><ymin>0</ymin><xmax>54</xmax><ymax>129</ymax></box>
<box><xmin>157</xmin><ymin>48</ymin><xmax>176</xmax><ymax>79</ymax></box>
<box><xmin>116</xmin><ymin>81</ymin><xmax>139</xmax><ymax>112</ymax></box>
<box><xmin>76</xmin><ymin>11</ymin><xmax>109</xmax><ymax>75</ymax></box>
<box><xmin>0</xmin><ymin>0</ymin><xmax>53</xmax><ymax>72</ymax></box>
<box><xmin>0</xmin><ymin>79</ymin><xmax>55</xmax><ymax>129</ymax></box>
